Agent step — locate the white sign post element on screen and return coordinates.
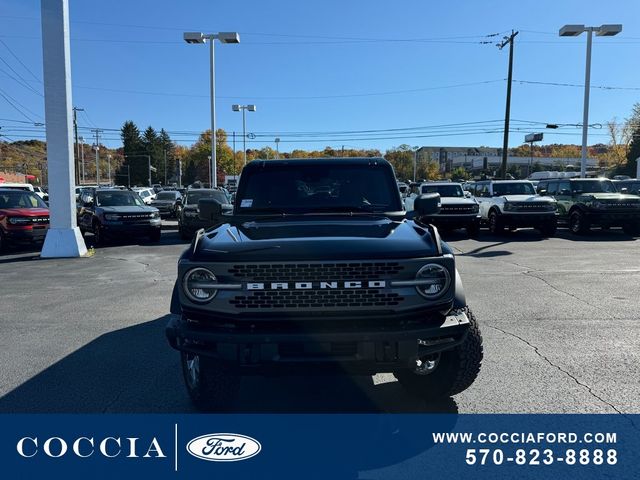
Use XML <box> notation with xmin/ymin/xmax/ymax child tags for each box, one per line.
<box><xmin>40</xmin><ymin>0</ymin><xmax>87</xmax><ymax>257</ymax></box>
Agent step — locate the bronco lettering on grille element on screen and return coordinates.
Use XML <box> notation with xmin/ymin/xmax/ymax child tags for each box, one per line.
<box><xmin>246</xmin><ymin>280</ymin><xmax>386</xmax><ymax>290</ymax></box>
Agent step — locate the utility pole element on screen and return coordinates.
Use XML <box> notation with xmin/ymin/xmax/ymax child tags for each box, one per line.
<box><xmin>275</xmin><ymin>137</ymin><xmax>280</xmax><ymax>159</ymax></box>
<box><xmin>72</xmin><ymin>106</ymin><xmax>83</xmax><ymax>185</ymax></box>
<box><xmin>79</xmin><ymin>136</ymin><xmax>85</xmax><ymax>183</ymax></box>
<box><xmin>497</xmin><ymin>30</ymin><xmax>518</xmax><ymax>179</ymax></box>
<box><xmin>91</xmin><ymin>128</ymin><xmax>102</xmax><ymax>185</ymax></box>
<box><xmin>107</xmin><ymin>154</ymin><xmax>112</xmax><ymax>185</ymax></box>
<box><xmin>163</xmin><ymin>148</ymin><xmax>167</xmax><ymax>185</ymax></box>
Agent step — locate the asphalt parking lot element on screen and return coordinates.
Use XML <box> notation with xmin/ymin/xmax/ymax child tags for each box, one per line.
<box><xmin>0</xmin><ymin>221</ymin><xmax>638</xmax><ymax>414</ymax></box>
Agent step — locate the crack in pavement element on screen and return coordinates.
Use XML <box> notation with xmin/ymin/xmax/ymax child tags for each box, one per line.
<box><xmin>487</xmin><ymin>325</ymin><xmax>639</xmax><ymax>429</ymax></box>
<box><xmin>521</xmin><ymin>271</ymin><xmax>617</xmax><ymax>320</ymax></box>
<box><xmin>103</xmin><ymin>255</ymin><xmax>165</xmax><ymax>283</ymax></box>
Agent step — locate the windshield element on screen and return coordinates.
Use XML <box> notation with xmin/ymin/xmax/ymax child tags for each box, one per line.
<box><xmin>493</xmin><ymin>182</ymin><xmax>536</xmax><ymax>196</ymax></box>
<box><xmin>156</xmin><ymin>192</ymin><xmax>177</xmax><ymax>200</ymax></box>
<box><xmin>572</xmin><ymin>180</ymin><xmax>617</xmax><ymax>194</ymax></box>
<box><xmin>421</xmin><ymin>184</ymin><xmax>463</xmax><ymax>197</ymax></box>
<box><xmin>0</xmin><ymin>191</ymin><xmax>47</xmax><ymax>209</ymax></box>
<box><xmin>96</xmin><ymin>191</ymin><xmax>145</xmax><ymax>207</ymax></box>
<box><xmin>237</xmin><ymin>164</ymin><xmax>401</xmax><ymax>214</ymax></box>
<box><xmin>615</xmin><ymin>181</ymin><xmax>640</xmax><ymax>194</ymax></box>
<box><xmin>185</xmin><ymin>190</ymin><xmax>228</xmax><ymax>206</ymax></box>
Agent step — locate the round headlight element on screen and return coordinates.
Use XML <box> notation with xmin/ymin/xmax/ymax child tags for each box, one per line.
<box><xmin>415</xmin><ymin>264</ymin><xmax>451</xmax><ymax>299</ymax></box>
<box><xmin>183</xmin><ymin>268</ymin><xmax>218</xmax><ymax>303</ymax></box>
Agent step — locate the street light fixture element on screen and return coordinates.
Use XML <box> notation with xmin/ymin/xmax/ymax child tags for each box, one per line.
<box><xmin>559</xmin><ymin>23</ymin><xmax>622</xmax><ymax>178</ymax></box>
<box><xmin>183</xmin><ymin>31</ymin><xmax>240</xmax><ymax>187</ymax></box>
<box><xmin>232</xmin><ymin>104</ymin><xmax>257</xmax><ymax>166</ymax></box>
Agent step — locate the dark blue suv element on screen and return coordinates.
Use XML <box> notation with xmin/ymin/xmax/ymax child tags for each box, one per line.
<box><xmin>77</xmin><ymin>188</ymin><xmax>161</xmax><ymax>245</ymax></box>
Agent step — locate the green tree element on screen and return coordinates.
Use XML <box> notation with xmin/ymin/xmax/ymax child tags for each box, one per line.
<box><xmin>119</xmin><ymin>121</ymin><xmax>145</xmax><ymax>186</ymax></box>
<box><xmin>451</xmin><ymin>167</ymin><xmax>470</xmax><ymax>182</ymax></box>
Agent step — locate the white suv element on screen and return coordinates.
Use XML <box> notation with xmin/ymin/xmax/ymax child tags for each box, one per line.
<box><xmin>469</xmin><ymin>180</ymin><xmax>557</xmax><ymax>235</ymax></box>
<box><xmin>132</xmin><ymin>187</ymin><xmax>156</xmax><ymax>205</ymax></box>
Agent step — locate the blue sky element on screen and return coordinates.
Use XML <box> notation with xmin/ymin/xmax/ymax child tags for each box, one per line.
<box><xmin>1</xmin><ymin>0</ymin><xmax>640</xmax><ymax>152</ymax></box>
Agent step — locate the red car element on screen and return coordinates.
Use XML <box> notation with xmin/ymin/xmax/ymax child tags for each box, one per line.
<box><xmin>0</xmin><ymin>188</ymin><xmax>50</xmax><ymax>251</ymax></box>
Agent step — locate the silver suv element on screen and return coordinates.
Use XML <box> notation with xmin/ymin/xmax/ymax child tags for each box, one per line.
<box><xmin>469</xmin><ymin>180</ymin><xmax>557</xmax><ymax>235</ymax></box>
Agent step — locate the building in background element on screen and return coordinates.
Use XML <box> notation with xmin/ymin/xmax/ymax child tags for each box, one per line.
<box><xmin>416</xmin><ymin>146</ymin><xmax>500</xmax><ymax>173</ymax></box>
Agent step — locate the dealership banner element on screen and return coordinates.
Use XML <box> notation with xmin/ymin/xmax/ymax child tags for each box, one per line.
<box><xmin>0</xmin><ymin>414</ymin><xmax>637</xmax><ymax>479</ymax></box>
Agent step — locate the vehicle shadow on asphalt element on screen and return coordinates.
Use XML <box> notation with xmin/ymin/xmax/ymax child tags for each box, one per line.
<box><xmin>0</xmin><ymin>315</ymin><xmax>457</xmax><ymax>414</ymax></box>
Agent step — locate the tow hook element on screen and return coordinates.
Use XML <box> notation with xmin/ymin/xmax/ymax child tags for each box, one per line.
<box><xmin>413</xmin><ymin>353</ymin><xmax>440</xmax><ymax>375</ymax></box>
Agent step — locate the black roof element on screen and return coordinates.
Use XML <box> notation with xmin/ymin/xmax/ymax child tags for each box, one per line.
<box><xmin>243</xmin><ymin>157</ymin><xmax>390</xmax><ymax>170</ymax></box>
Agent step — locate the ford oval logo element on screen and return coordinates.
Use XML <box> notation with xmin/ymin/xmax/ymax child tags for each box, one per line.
<box><xmin>186</xmin><ymin>433</ymin><xmax>261</xmax><ymax>462</ymax></box>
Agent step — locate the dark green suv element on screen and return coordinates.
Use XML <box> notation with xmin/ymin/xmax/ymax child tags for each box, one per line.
<box><xmin>537</xmin><ymin>178</ymin><xmax>640</xmax><ymax>235</ymax></box>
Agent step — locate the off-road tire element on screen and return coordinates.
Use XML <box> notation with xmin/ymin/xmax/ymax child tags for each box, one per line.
<box><xmin>181</xmin><ymin>353</ymin><xmax>240</xmax><ymax>412</ymax></box>
<box><xmin>466</xmin><ymin>222</ymin><xmax>480</xmax><ymax>238</ymax></box>
<box><xmin>538</xmin><ymin>221</ymin><xmax>557</xmax><ymax>237</ymax></box>
<box><xmin>623</xmin><ymin>223</ymin><xmax>640</xmax><ymax>236</ymax></box>
<box><xmin>149</xmin><ymin>228</ymin><xmax>161</xmax><ymax>242</ymax></box>
<box><xmin>569</xmin><ymin>210</ymin><xmax>590</xmax><ymax>235</ymax></box>
<box><xmin>393</xmin><ymin>307</ymin><xmax>483</xmax><ymax>401</ymax></box>
<box><xmin>488</xmin><ymin>211</ymin><xmax>504</xmax><ymax>235</ymax></box>
<box><xmin>93</xmin><ymin>221</ymin><xmax>105</xmax><ymax>246</ymax></box>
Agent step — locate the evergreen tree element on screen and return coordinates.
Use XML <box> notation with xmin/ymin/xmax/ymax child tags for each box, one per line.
<box><xmin>119</xmin><ymin>121</ymin><xmax>145</xmax><ymax>186</ymax></box>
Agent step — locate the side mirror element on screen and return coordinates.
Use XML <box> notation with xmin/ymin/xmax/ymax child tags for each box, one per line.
<box><xmin>464</xmin><ymin>191</ymin><xmax>472</xmax><ymax>198</ymax></box>
<box><xmin>414</xmin><ymin>193</ymin><xmax>441</xmax><ymax>217</ymax></box>
<box><xmin>560</xmin><ymin>189</ymin><xmax>571</xmax><ymax>196</ymax></box>
<box><xmin>621</xmin><ymin>187</ymin><xmax>629</xmax><ymax>194</ymax></box>
<box><xmin>538</xmin><ymin>189</ymin><xmax>547</xmax><ymax>196</ymax></box>
<box><xmin>198</xmin><ymin>198</ymin><xmax>223</xmax><ymax>222</ymax></box>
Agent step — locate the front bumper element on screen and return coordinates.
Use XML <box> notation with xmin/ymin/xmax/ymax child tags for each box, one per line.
<box><xmin>427</xmin><ymin>213</ymin><xmax>481</xmax><ymax>229</ymax></box>
<box><xmin>499</xmin><ymin>212</ymin><xmax>556</xmax><ymax>227</ymax></box>
<box><xmin>3</xmin><ymin>226</ymin><xmax>48</xmax><ymax>242</ymax></box>
<box><xmin>582</xmin><ymin>210</ymin><xmax>640</xmax><ymax>226</ymax></box>
<box><xmin>101</xmin><ymin>220</ymin><xmax>161</xmax><ymax>235</ymax></box>
<box><xmin>165</xmin><ymin>308</ymin><xmax>470</xmax><ymax>374</ymax></box>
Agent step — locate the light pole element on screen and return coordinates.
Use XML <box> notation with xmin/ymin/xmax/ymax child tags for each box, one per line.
<box><xmin>275</xmin><ymin>137</ymin><xmax>280</xmax><ymax>159</ymax></box>
<box><xmin>232</xmin><ymin>104</ymin><xmax>256</xmax><ymax>166</ymax></box>
<box><xmin>184</xmin><ymin>31</ymin><xmax>240</xmax><ymax>188</ymax></box>
<box><xmin>559</xmin><ymin>24</ymin><xmax>622</xmax><ymax>178</ymax></box>
<box><xmin>107</xmin><ymin>154</ymin><xmax>112</xmax><ymax>185</ymax></box>
<box><xmin>413</xmin><ymin>146</ymin><xmax>420</xmax><ymax>182</ymax></box>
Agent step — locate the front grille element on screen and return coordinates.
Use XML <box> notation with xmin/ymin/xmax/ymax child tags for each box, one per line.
<box><xmin>440</xmin><ymin>205</ymin><xmax>477</xmax><ymax>214</ymax></box>
<box><xmin>598</xmin><ymin>202</ymin><xmax>640</xmax><ymax>209</ymax></box>
<box><xmin>228</xmin><ymin>262</ymin><xmax>404</xmax><ymax>282</ymax></box>
<box><xmin>508</xmin><ymin>202</ymin><xmax>553</xmax><ymax>212</ymax></box>
<box><xmin>229</xmin><ymin>289</ymin><xmax>404</xmax><ymax>309</ymax></box>
<box><xmin>119</xmin><ymin>213</ymin><xmax>153</xmax><ymax>222</ymax></box>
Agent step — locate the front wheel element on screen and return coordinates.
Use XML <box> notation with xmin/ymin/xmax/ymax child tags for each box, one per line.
<box><xmin>149</xmin><ymin>228</ymin><xmax>161</xmax><ymax>242</ymax></box>
<box><xmin>488</xmin><ymin>211</ymin><xmax>504</xmax><ymax>234</ymax></box>
<box><xmin>538</xmin><ymin>221</ymin><xmax>557</xmax><ymax>237</ymax></box>
<box><xmin>569</xmin><ymin>210</ymin><xmax>590</xmax><ymax>235</ymax></box>
<box><xmin>181</xmin><ymin>353</ymin><xmax>240</xmax><ymax>412</ymax></box>
<box><xmin>466</xmin><ymin>222</ymin><xmax>480</xmax><ymax>238</ymax></box>
<box><xmin>623</xmin><ymin>223</ymin><xmax>640</xmax><ymax>236</ymax></box>
<box><xmin>393</xmin><ymin>307</ymin><xmax>483</xmax><ymax>401</ymax></box>
<box><xmin>93</xmin><ymin>221</ymin><xmax>105</xmax><ymax>246</ymax></box>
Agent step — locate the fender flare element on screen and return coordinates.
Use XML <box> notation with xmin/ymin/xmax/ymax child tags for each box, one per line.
<box><xmin>170</xmin><ymin>281</ymin><xmax>181</xmax><ymax>315</ymax></box>
<box><xmin>453</xmin><ymin>268</ymin><xmax>467</xmax><ymax>309</ymax></box>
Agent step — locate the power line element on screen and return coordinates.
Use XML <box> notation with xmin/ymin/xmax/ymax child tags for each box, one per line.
<box><xmin>0</xmin><ymin>39</ymin><xmax>41</xmax><ymax>82</ymax></box>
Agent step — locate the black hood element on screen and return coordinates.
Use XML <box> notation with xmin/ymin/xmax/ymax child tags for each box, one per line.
<box><xmin>191</xmin><ymin>217</ymin><xmax>441</xmax><ymax>262</ymax></box>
